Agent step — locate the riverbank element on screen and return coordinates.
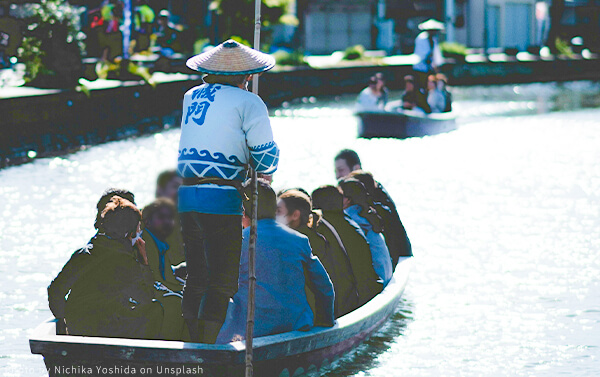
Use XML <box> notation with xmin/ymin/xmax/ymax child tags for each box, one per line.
<box><xmin>1</xmin><ymin>55</ymin><xmax>599</xmax><ymax>167</ymax></box>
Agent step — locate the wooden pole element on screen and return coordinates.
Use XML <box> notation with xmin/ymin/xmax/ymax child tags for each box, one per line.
<box><xmin>245</xmin><ymin>0</ymin><xmax>262</xmax><ymax>376</ymax></box>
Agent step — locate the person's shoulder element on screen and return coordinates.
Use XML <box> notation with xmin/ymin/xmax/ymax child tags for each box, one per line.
<box><xmin>184</xmin><ymin>83</ymin><xmax>207</xmax><ymax>97</ymax></box>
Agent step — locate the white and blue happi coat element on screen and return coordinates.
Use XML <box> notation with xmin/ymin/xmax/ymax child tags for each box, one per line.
<box><xmin>177</xmin><ymin>83</ymin><xmax>279</xmax><ymax>215</ymax></box>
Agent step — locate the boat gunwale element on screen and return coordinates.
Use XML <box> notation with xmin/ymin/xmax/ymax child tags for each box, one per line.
<box><xmin>30</xmin><ymin>257</ymin><xmax>412</xmax><ymax>364</ymax></box>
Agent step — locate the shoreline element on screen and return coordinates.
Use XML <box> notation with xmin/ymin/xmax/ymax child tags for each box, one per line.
<box><xmin>1</xmin><ymin>56</ymin><xmax>600</xmax><ymax>169</ymax></box>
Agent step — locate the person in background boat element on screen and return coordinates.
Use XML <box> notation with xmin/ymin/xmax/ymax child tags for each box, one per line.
<box><xmin>339</xmin><ymin>179</ymin><xmax>393</xmax><ymax>287</ymax></box>
<box><xmin>426</xmin><ymin>75</ymin><xmax>446</xmax><ymax>114</ymax></box>
<box><xmin>349</xmin><ymin>170</ymin><xmax>412</xmax><ymax>268</ymax></box>
<box><xmin>216</xmin><ymin>180</ymin><xmax>334</xmax><ymax>343</ymax></box>
<box><xmin>334</xmin><ymin>149</ymin><xmax>412</xmax><ymax>259</ymax></box>
<box><xmin>436</xmin><ymin>73</ymin><xmax>453</xmax><ymax>113</ymax></box>
<box><xmin>141</xmin><ymin>198</ymin><xmax>187</xmax><ymax>341</ymax></box>
<box><xmin>356</xmin><ymin>76</ymin><xmax>386</xmax><ymax>112</ymax></box>
<box><xmin>48</xmin><ymin>197</ymin><xmax>163</xmax><ymax>339</ymax></box>
<box><xmin>277</xmin><ymin>190</ymin><xmax>359</xmax><ymax>318</ymax></box>
<box><xmin>412</xmin><ymin>19</ymin><xmax>445</xmax><ymax>114</ymax></box>
<box><xmin>155</xmin><ymin>10</ymin><xmax>180</xmax><ymax>57</ymax></box>
<box><xmin>155</xmin><ymin>170</ymin><xmax>186</xmax><ymax>272</ymax></box>
<box><xmin>401</xmin><ymin>75</ymin><xmax>417</xmax><ymax>111</ymax></box>
<box><xmin>374</xmin><ymin>72</ymin><xmax>390</xmax><ymax>107</ymax></box>
<box><xmin>178</xmin><ymin>40</ymin><xmax>279</xmax><ymax>343</ymax></box>
<box><xmin>311</xmin><ymin>185</ymin><xmax>383</xmax><ymax>306</ymax></box>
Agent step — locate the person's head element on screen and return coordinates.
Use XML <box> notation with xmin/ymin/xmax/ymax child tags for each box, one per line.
<box><xmin>242</xmin><ymin>178</ymin><xmax>277</xmax><ymax>226</ymax></box>
<box><xmin>156</xmin><ymin>170</ymin><xmax>182</xmax><ymax>203</ymax></box>
<box><xmin>338</xmin><ymin>178</ymin><xmax>369</xmax><ymax>210</ymax></box>
<box><xmin>335</xmin><ymin>149</ymin><xmax>362</xmax><ymax>179</ymax></box>
<box><xmin>277</xmin><ymin>189</ymin><xmax>320</xmax><ymax>230</ymax></box>
<box><xmin>158</xmin><ymin>9</ymin><xmax>169</xmax><ymax>26</ymax></box>
<box><xmin>311</xmin><ymin>185</ymin><xmax>344</xmax><ymax>212</ymax></box>
<box><xmin>142</xmin><ymin>198</ymin><xmax>176</xmax><ymax>241</ymax></box>
<box><xmin>427</xmin><ymin>75</ymin><xmax>437</xmax><ymax>91</ymax></box>
<box><xmin>97</xmin><ymin>197</ymin><xmax>142</xmax><ymax>242</ymax></box>
<box><xmin>338</xmin><ymin>179</ymin><xmax>383</xmax><ymax>232</ymax></box>
<box><xmin>436</xmin><ymin>73</ymin><xmax>448</xmax><ymax>90</ymax></box>
<box><xmin>348</xmin><ymin>170</ymin><xmax>377</xmax><ymax>197</ymax></box>
<box><xmin>203</xmin><ymin>74</ymin><xmax>252</xmax><ymax>90</ymax></box>
<box><xmin>368</xmin><ymin>76</ymin><xmax>378</xmax><ymax>89</ymax></box>
<box><xmin>404</xmin><ymin>75</ymin><xmax>415</xmax><ymax>92</ymax></box>
<box><xmin>94</xmin><ymin>188</ymin><xmax>135</xmax><ymax>229</ymax></box>
<box><xmin>374</xmin><ymin>72</ymin><xmax>386</xmax><ymax>90</ymax></box>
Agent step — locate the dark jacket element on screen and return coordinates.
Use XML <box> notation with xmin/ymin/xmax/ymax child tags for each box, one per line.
<box><xmin>48</xmin><ymin>235</ymin><xmax>163</xmax><ymax>339</ymax></box>
<box><xmin>373</xmin><ymin>182</ymin><xmax>412</xmax><ymax>266</ymax></box>
<box><xmin>319</xmin><ymin>210</ymin><xmax>383</xmax><ymax>307</ymax></box>
<box><xmin>297</xmin><ymin>224</ymin><xmax>359</xmax><ymax>318</ymax></box>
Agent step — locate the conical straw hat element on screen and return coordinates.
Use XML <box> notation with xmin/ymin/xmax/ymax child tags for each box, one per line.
<box><xmin>186</xmin><ymin>39</ymin><xmax>276</xmax><ymax>75</ymax></box>
<box><xmin>418</xmin><ymin>19</ymin><xmax>445</xmax><ymax>31</ymax></box>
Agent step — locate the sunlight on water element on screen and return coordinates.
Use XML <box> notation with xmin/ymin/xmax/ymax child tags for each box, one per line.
<box><xmin>0</xmin><ymin>84</ymin><xmax>599</xmax><ymax>376</ymax></box>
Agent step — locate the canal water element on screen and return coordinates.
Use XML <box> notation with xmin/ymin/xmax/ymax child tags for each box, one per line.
<box><xmin>1</xmin><ymin>81</ymin><xmax>599</xmax><ymax>376</ymax></box>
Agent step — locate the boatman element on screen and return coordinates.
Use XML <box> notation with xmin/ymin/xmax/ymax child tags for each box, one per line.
<box><xmin>177</xmin><ymin>39</ymin><xmax>279</xmax><ymax>343</ymax></box>
<box><xmin>412</xmin><ymin>19</ymin><xmax>445</xmax><ymax>113</ymax></box>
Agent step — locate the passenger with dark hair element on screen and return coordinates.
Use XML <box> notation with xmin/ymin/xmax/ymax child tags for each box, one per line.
<box><xmin>277</xmin><ymin>190</ymin><xmax>359</xmax><ymax>318</ymax></box>
<box><xmin>48</xmin><ymin>197</ymin><xmax>163</xmax><ymax>339</ymax></box>
<box><xmin>141</xmin><ymin>198</ymin><xmax>186</xmax><ymax>341</ymax></box>
<box><xmin>334</xmin><ymin>149</ymin><xmax>362</xmax><ymax>180</ymax></box>
<box><xmin>401</xmin><ymin>75</ymin><xmax>417</xmax><ymax>110</ymax></box>
<box><xmin>311</xmin><ymin>186</ymin><xmax>383</xmax><ymax>306</ymax></box>
<box><xmin>155</xmin><ymin>170</ymin><xmax>186</xmax><ymax>266</ymax></box>
<box><xmin>349</xmin><ymin>170</ymin><xmax>412</xmax><ymax>268</ymax></box>
<box><xmin>339</xmin><ymin>179</ymin><xmax>393</xmax><ymax>287</ymax></box>
<box><xmin>333</xmin><ymin>149</ymin><xmax>412</xmax><ymax>261</ymax></box>
<box><xmin>216</xmin><ymin>180</ymin><xmax>334</xmax><ymax>343</ymax></box>
<box><xmin>94</xmin><ymin>188</ymin><xmax>135</xmax><ymax>230</ymax></box>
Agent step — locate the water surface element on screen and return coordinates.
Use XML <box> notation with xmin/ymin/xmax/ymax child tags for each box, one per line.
<box><xmin>1</xmin><ymin>82</ymin><xmax>599</xmax><ymax>376</ymax></box>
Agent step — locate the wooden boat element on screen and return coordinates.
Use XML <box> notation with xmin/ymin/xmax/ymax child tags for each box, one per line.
<box><xmin>357</xmin><ymin>105</ymin><xmax>457</xmax><ymax>139</ymax></box>
<box><xmin>30</xmin><ymin>257</ymin><xmax>411</xmax><ymax>377</ymax></box>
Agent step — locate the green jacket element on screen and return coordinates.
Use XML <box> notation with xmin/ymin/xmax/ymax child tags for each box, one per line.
<box><xmin>48</xmin><ymin>235</ymin><xmax>163</xmax><ymax>339</ymax></box>
<box><xmin>297</xmin><ymin>225</ymin><xmax>359</xmax><ymax>318</ymax></box>
<box><xmin>319</xmin><ymin>211</ymin><xmax>383</xmax><ymax>307</ymax></box>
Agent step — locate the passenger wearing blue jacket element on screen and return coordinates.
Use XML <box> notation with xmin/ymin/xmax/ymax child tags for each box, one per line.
<box><xmin>340</xmin><ymin>179</ymin><xmax>393</xmax><ymax>287</ymax></box>
<box><xmin>217</xmin><ymin>179</ymin><xmax>335</xmax><ymax>343</ymax></box>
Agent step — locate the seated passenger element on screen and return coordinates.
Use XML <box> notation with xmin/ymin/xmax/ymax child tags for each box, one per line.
<box><xmin>48</xmin><ymin>197</ymin><xmax>163</xmax><ymax>339</ymax></box>
<box><xmin>436</xmin><ymin>73</ymin><xmax>452</xmax><ymax>113</ymax></box>
<box><xmin>155</xmin><ymin>170</ymin><xmax>186</xmax><ymax>266</ymax></box>
<box><xmin>349</xmin><ymin>170</ymin><xmax>412</xmax><ymax>268</ymax></box>
<box><xmin>311</xmin><ymin>185</ymin><xmax>383</xmax><ymax>306</ymax></box>
<box><xmin>357</xmin><ymin>76</ymin><xmax>386</xmax><ymax>112</ymax></box>
<box><xmin>427</xmin><ymin>75</ymin><xmax>446</xmax><ymax>113</ymax></box>
<box><xmin>334</xmin><ymin>149</ymin><xmax>412</xmax><ymax>261</ymax></box>
<box><xmin>401</xmin><ymin>75</ymin><xmax>417</xmax><ymax>110</ymax></box>
<box><xmin>141</xmin><ymin>198</ymin><xmax>187</xmax><ymax>340</ymax></box>
<box><xmin>339</xmin><ymin>179</ymin><xmax>393</xmax><ymax>287</ymax></box>
<box><xmin>277</xmin><ymin>189</ymin><xmax>359</xmax><ymax>318</ymax></box>
<box><xmin>216</xmin><ymin>179</ymin><xmax>335</xmax><ymax>343</ymax></box>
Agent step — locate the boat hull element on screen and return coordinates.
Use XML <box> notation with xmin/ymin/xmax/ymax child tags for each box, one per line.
<box><xmin>357</xmin><ymin>110</ymin><xmax>457</xmax><ymax>139</ymax></box>
<box><xmin>31</xmin><ymin>258</ymin><xmax>412</xmax><ymax>377</ymax></box>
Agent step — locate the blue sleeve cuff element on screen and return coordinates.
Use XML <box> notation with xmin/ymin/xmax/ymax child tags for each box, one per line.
<box><xmin>249</xmin><ymin>142</ymin><xmax>280</xmax><ymax>174</ymax></box>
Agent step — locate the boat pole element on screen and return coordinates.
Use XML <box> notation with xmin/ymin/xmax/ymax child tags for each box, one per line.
<box><xmin>245</xmin><ymin>0</ymin><xmax>262</xmax><ymax>375</ymax></box>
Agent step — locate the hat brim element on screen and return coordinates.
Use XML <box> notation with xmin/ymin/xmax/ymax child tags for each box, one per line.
<box><xmin>186</xmin><ymin>40</ymin><xmax>276</xmax><ymax>75</ymax></box>
<box><xmin>418</xmin><ymin>20</ymin><xmax>446</xmax><ymax>31</ymax></box>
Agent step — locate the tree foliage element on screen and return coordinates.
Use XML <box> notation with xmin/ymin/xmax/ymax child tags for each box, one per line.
<box><xmin>17</xmin><ymin>0</ymin><xmax>85</xmax><ymax>86</ymax></box>
<box><xmin>210</xmin><ymin>0</ymin><xmax>292</xmax><ymax>47</ymax></box>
